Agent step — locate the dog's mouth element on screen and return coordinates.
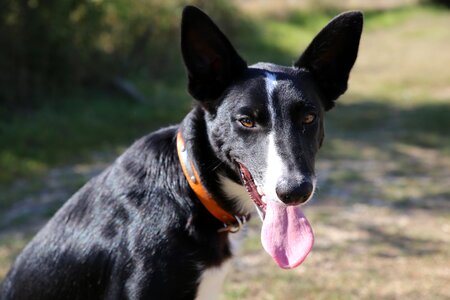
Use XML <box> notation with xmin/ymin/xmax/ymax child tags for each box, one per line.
<box><xmin>237</xmin><ymin>163</ymin><xmax>266</xmax><ymax>220</ymax></box>
<box><xmin>236</xmin><ymin>162</ymin><xmax>314</xmax><ymax>269</ymax></box>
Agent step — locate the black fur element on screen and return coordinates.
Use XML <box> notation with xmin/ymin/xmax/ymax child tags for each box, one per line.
<box><xmin>2</xmin><ymin>127</ymin><xmax>231</xmax><ymax>300</ymax></box>
<box><xmin>1</xmin><ymin>6</ymin><xmax>362</xmax><ymax>300</ymax></box>
<box><xmin>181</xmin><ymin>6</ymin><xmax>247</xmax><ymax>106</ymax></box>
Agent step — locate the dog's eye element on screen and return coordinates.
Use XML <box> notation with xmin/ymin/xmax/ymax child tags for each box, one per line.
<box><xmin>302</xmin><ymin>113</ymin><xmax>316</xmax><ymax>125</ymax></box>
<box><xmin>239</xmin><ymin>117</ymin><xmax>255</xmax><ymax>128</ymax></box>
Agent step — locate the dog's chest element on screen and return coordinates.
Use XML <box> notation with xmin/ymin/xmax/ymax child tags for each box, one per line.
<box><xmin>195</xmin><ymin>261</ymin><xmax>231</xmax><ymax>300</ymax></box>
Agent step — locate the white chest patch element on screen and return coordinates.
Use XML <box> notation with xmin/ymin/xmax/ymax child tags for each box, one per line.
<box><xmin>218</xmin><ymin>175</ymin><xmax>254</xmax><ymax>214</ymax></box>
<box><xmin>195</xmin><ymin>261</ymin><xmax>231</xmax><ymax>300</ymax></box>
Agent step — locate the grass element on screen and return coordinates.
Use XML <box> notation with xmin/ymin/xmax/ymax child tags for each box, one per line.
<box><xmin>0</xmin><ymin>233</ymin><xmax>32</xmax><ymax>280</ymax></box>
<box><xmin>2</xmin><ymin>5</ymin><xmax>448</xmax><ymax>185</ymax></box>
<box><xmin>1</xmin><ymin>3</ymin><xmax>449</xmax><ymax>299</ymax></box>
<box><xmin>0</xmin><ymin>81</ymin><xmax>191</xmax><ymax>184</ymax></box>
<box><xmin>223</xmin><ymin>205</ymin><xmax>450</xmax><ymax>299</ymax></box>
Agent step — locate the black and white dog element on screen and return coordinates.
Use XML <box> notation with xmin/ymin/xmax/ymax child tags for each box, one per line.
<box><xmin>1</xmin><ymin>6</ymin><xmax>362</xmax><ymax>300</ymax></box>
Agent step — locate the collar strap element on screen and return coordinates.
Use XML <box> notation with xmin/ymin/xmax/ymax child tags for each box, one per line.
<box><xmin>176</xmin><ymin>131</ymin><xmax>246</xmax><ymax>231</ymax></box>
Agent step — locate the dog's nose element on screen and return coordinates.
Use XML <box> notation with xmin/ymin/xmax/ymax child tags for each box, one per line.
<box><xmin>276</xmin><ymin>180</ymin><xmax>313</xmax><ymax>206</ymax></box>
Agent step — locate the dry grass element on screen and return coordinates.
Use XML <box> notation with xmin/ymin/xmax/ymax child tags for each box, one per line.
<box><xmin>224</xmin><ymin>205</ymin><xmax>449</xmax><ymax>299</ymax></box>
<box><xmin>351</xmin><ymin>9</ymin><xmax>450</xmax><ymax>103</ymax></box>
<box><xmin>223</xmin><ymin>142</ymin><xmax>450</xmax><ymax>299</ymax></box>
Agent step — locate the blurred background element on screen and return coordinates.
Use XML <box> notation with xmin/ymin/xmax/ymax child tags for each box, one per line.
<box><xmin>0</xmin><ymin>0</ymin><xmax>449</xmax><ymax>298</ymax></box>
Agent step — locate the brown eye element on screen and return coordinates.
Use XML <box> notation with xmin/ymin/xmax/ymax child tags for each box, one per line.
<box><xmin>303</xmin><ymin>113</ymin><xmax>316</xmax><ymax>124</ymax></box>
<box><xmin>239</xmin><ymin>117</ymin><xmax>255</xmax><ymax>128</ymax></box>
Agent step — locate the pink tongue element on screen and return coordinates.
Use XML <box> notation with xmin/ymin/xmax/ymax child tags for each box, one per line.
<box><xmin>261</xmin><ymin>200</ymin><xmax>314</xmax><ymax>269</ymax></box>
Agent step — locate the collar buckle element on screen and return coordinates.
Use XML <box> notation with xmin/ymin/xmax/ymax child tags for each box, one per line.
<box><xmin>217</xmin><ymin>215</ymin><xmax>248</xmax><ymax>233</ymax></box>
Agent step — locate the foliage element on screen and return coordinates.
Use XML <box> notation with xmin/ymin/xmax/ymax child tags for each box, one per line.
<box><xmin>0</xmin><ymin>0</ymin><xmax>104</xmax><ymax>108</ymax></box>
<box><xmin>422</xmin><ymin>0</ymin><xmax>450</xmax><ymax>8</ymax></box>
<box><xmin>0</xmin><ymin>0</ymin><xmax>241</xmax><ymax>109</ymax></box>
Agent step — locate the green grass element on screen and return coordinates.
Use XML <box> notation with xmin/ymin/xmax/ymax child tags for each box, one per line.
<box><xmin>363</xmin><ymin>5</ymin><xmax>443</xmax><ymax>29</ymax></box>
<box><xmin>0</xmin><ymin>232</ymin><xmax>35</xmax><ymax>279</ymax></box>
<box><xmin>2</xmin><ymin>5</ymin><xmax>448</xmax><ymax>185</ymax></box>
<box><xmin>0</xmin><ymin>81</ymin><xmax>191</xmax><ymax>184</ymax></box>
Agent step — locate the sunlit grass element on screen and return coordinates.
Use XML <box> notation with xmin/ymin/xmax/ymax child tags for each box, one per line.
<box><xmin>223</xmin><ymin>204</ymin><xmax>450</xmax><ymax>299</ymax></box>
<box><xmin>350</xmin><ymin>7</ymin><xmax>450</xmax><ymax>104</ymax></box>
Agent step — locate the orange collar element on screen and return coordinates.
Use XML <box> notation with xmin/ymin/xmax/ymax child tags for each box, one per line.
<box><xmin>176</xmin><ymin>131</ymin><xmax>247</xmax><ymax>232</ymax></box>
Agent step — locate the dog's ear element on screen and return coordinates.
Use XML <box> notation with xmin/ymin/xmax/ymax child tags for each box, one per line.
<box><xmin>181</xmin><ymin>6</ymin><xmax>247</xmax><ymax>105</ymax></box>
<box><xmin>295</xmin><ymin>11</ymin><xmax>363</xmax><ymax>111</ymax></box>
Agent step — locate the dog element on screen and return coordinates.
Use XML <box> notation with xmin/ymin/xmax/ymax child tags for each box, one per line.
<box><xmin>1</xmin><ymin>6</ymin><xmax>362</xmax><ymax>300</ymax></box>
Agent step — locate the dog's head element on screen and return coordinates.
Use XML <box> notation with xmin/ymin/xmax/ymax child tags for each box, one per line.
<box><xmin>181</xmin><ymin>6</ymin><xmax>362</xmax><ymax>268</ymax></box>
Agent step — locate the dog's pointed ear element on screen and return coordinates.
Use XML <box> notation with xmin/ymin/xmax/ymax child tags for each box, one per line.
<box><xmin>181</xmin><ymin>6</ymin><xmax>247</xmax><ymax>104</ymax></box>
<box><xmin>295</xmin><ymin>11</ymin><xmax>363</xmax><ymax>111</ymax></box>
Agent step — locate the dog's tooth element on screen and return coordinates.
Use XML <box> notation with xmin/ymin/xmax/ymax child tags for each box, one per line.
<box><xmin>257</xmin><ymin>186</ymin><xmax>264</xmax><ymax>196</ymax></box>
<box><xmin>261</xmin><ymin>195</ymin><xmax>267</xmax><ymax>203</ymax></box>
<box><xmin>255</xmin><ymin>205</ymin><xmax>265</xmax><ymax>221</ymax></box>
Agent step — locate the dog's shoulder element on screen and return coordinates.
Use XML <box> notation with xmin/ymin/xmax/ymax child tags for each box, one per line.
<box><xmin>117</xmin><ymin>125</ymin><xmax>179</xmax><ymax>169</ymax></box>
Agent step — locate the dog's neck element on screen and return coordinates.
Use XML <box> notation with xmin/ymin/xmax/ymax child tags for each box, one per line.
<box><xmin>178</xmin><ymin>107</ymin><xmax>251</xmax><ymax>232</ymax></box>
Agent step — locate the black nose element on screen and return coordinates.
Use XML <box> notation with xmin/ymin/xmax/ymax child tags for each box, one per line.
<box><xmin>276</xmin><ymin>180</ymin><xmax>313</xmax><ymax>205</ymax></box>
